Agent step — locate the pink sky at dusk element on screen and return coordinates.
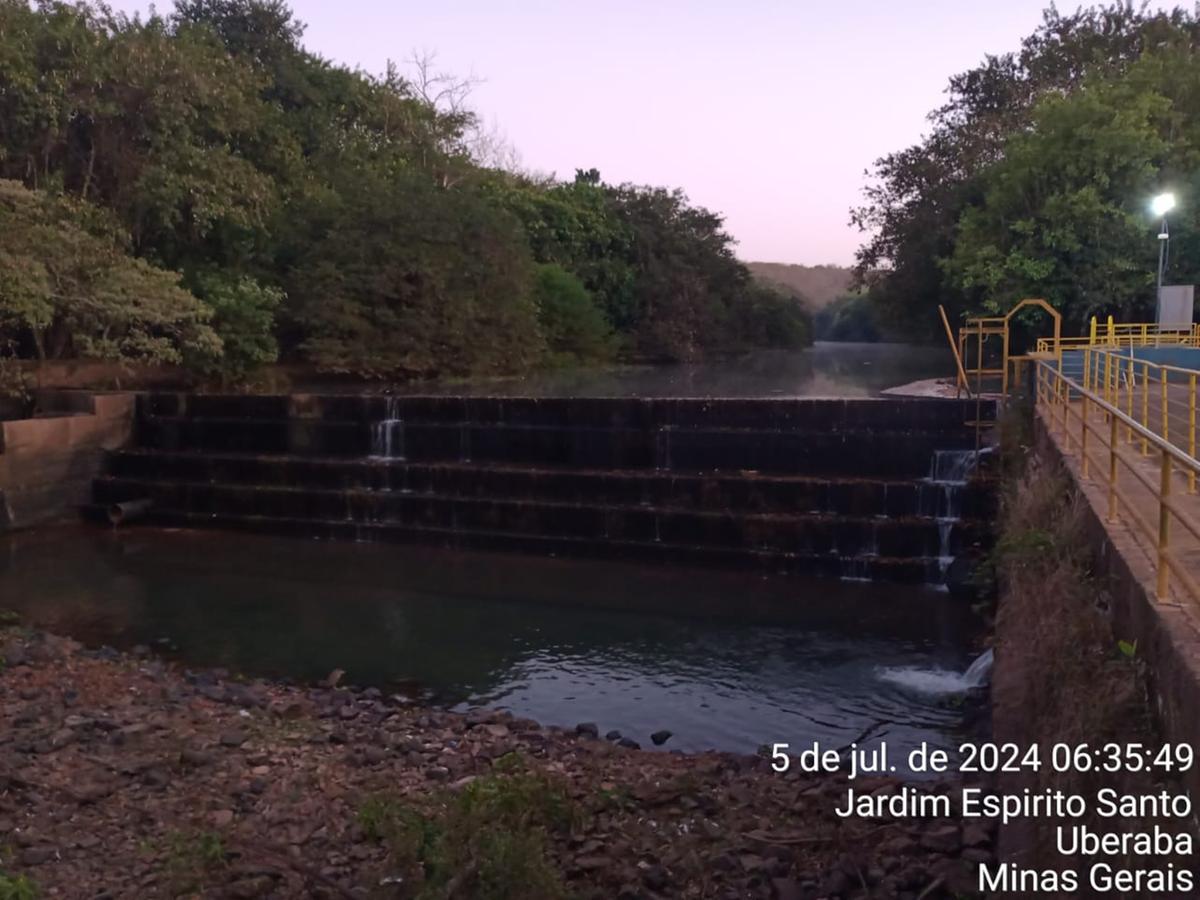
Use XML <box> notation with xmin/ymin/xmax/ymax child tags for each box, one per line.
<box><xmin>119</xmin><ymin>1</ymin><xmax>1179</xmax><ymax>265</ymax></box>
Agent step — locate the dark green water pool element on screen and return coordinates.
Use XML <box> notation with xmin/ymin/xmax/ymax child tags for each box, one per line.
<box><xmin>0</xmin><ymin>525</ymin><xmax>985</xmax><ymax>762</ymax></box>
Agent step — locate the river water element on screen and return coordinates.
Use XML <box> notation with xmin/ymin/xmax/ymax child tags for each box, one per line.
<box><xmin>308</xmin><ymin>342</ymin><xmax>951</xmax><ymax>398</ymax></box>
<box><xmin>2</xmin><ymin>343</ymin><xmax>984</xmax><ymax>770</ymax></box>
<box><xmin>0</xmin><ymin>525</ymin><xmax>985</xmax><ymax>764</ymax></box>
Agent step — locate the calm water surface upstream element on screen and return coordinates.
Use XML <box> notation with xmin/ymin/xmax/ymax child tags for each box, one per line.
<box><xmin>0</xmin><ymin>525</ymin><xmax>984</xmax><ymax>766</ymax></box>
<box><xmin>305</xmin><ymin>343</ymin><xmax>951</xmax><ymax>398</ymax></box>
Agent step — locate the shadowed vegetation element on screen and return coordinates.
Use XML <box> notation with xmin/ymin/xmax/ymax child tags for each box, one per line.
<box><xmin>0</xmin><ymin>0</ymin><xmax>810</xmax><ymax>386</ymax></box>
<box><xmin>358</xmin><ymin>756</ymin><xmax>576</xmax><ymax>900</ymax></box>
<box><xmin>853</xmin><ymin>3</ymin><xmax>1200</xmax><ymax>342</ymax></box>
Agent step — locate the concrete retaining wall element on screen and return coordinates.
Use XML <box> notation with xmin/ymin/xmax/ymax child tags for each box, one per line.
<box><xmin>1032</xmin><ymin>415</ymin><xmax>1200</xmax><ymax>803</ymax></box>
<box><xmin>0</xmin><ymin>392</ymin><xmax>135</xmax><ymax>530</ymax></box>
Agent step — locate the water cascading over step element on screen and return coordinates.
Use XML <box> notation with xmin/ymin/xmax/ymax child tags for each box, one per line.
<box><xmin>92</xmin><ymin>394</ymin><xmax>997</xmax><ymax>586</ymax></box>
<box><xmin>923</xmin><ymin>448</ymin><xmax>988</xmax><ymax>583</ymax></box>
<box><xmin>371</xmin><ymin>397</ymin><xmax>405</xmax><ymax>460</ymax></box>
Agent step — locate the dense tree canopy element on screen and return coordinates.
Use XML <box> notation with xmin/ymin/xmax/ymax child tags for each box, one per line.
<box><xmin>813</xmin><ymin>295</ymin><xmax>882</xmax><ymax>343</ymax></box>
<box><xmin>853</xmin><ymin>2</ymin><xmax>1200</xmax><ymax>340</ymax></box>
<box><xmin>0</xmin><ymin>0</ymin><xmax>810</xmax><ymax>382</ymax></box>
<box><xmin>0</xmin><ymin>179</ymin><xmax>219</xmax><ymax>365</ymax></box>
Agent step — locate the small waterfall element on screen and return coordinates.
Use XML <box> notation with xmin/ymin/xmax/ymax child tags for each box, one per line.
<box><xmin>840</xmin><ymin>523</ymin><xmax>878</xmax><ymax>582</ymax></box>
<box><xmin>924</xmin><ymin>448</ymin><xmax>987</xmax><ymax>582</ymax></box>
<box><xmin>963</xmin><ymin>648</ymin><xmax>994</xmax><ymax>686</ymax></box>
<box><xmin>877</xmin><ymin>648</ymin><xmax>994</xmax><ymax>695</ymax></box>
<box><xmin>371</xmin><ymin>397</ymin><xmax>405</xmax><ymax>460</ymax></box>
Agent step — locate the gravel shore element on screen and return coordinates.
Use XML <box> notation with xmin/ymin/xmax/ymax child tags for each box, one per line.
<box><xmin>0</xmin><ymin>627</ymin><xmax>992</xmax><ymax>898</ymax></box>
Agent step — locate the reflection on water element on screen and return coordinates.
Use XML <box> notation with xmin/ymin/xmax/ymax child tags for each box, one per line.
<box><xmin>302</xmin><ymin>343</ymin><xmax>949</xmax><ymax>398</ymax></box>
<box><xmin>0</xmin><ymin>525</ymin><xmax>983</xmax><ymax>763</ymax></box>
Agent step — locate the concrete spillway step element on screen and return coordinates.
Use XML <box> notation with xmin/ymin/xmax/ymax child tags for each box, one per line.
<box><xmin>103</xmin><ymin>451</ymin><xmax>996</xmax><ymax>520</ymax></box>
<box><xmin>92</xmin><ymin>477</ymin><xmax>987</xmax><ymax>559</ymax></box>
<box><xmin>133</xmin><ymin>395</ymin><xmax>993</xmax><ymax>478</ymax></box>
<box><xmin>134</xmin><ymin>417</ymin><xmax>980</xmax><ymax>477</ymax></box>
<box><xmin>84</xmin><ymin>503</ymin><xmax>952</xmax><ymax>584</ymax></box>
<box><xmin>94</xmin><ymin>394</ymin><xmax>997</xmax><ymax>583</ymax></box>
<box><xmin>141</xmin><ymin>393</ymin><xmax>991</xmax><ymax>432</ymax></box>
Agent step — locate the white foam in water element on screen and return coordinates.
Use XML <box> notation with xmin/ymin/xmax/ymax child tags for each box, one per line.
<box><xmin>877</xmin><ymin>648</ymin><xmax>993</xmax><ymax>696</ymax></box>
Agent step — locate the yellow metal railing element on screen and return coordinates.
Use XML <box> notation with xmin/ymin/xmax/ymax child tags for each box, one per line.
<box><xmin>1035</xmin><ymin>317</ymin><xmax>1200</xmax><ymax>354</ymax></box>
<box><xmin>1036</xmin><ymin>358</ymin><xmax>1200</xmax><ymax>604</ymax></box>
<box><xmin>958</xmin><ymin>299</ymin><xmax>1061</xmax><ymax>397</ymax></box>
<box><xmin>938</xmin><ymin>304</ymin><xmax>973</xmax><ymax>398</ymax></box>
<box><xmin>1081</xmin><ymin>348</ymin><xmax>1200</xmax><ymax>493</ymax></box>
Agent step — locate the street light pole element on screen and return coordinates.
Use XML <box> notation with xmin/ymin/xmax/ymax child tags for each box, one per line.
<box><xmin>1151</xmin><ymin>192</ymin><xmax>1177</xmax><ymax>320</ymax></box>
<box><xmin>1158</xmin><ymin>214</ymin><xmax>1169</xmax><ymax>292</ymax></box>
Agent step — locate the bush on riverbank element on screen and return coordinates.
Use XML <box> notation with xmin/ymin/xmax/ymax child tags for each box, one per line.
<box><xmin>359</xmin><ymin>757</ymin><xmax>574</xmax><ymax>899</ymax></box>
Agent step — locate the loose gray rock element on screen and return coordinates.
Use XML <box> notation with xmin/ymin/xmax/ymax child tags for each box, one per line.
<box><xmin>919</xmin><ymin>825</ymin><xmax>962</xmax><ymax>854</ymax></box>
<box><xmin>19</xmin><ymin>846</ymin><xmax>56</xmax><ymax>866</ymax></box>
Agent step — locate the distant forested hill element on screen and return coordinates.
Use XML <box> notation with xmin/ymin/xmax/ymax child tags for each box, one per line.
<box><xmin>745</xmin><ymin>263</ymin><xmax>854</xmax><ymax>309</ymax></box>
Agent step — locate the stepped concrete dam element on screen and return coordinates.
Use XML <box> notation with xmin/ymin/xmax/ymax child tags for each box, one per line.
<box><xmin>0</xmin><ymin>360</ymin><xmax>1002</xmax><ymax>765</ymax></box>
<box><xmin>87</xmin><ymin>393</ymin><xmax>999</xmax><ymax>586</ymax></box>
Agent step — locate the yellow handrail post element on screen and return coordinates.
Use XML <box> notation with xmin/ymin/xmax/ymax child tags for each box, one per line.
<box><xmin>1161</xmin><ymin>370</ymin><xmax>1170</xmax><ymax>443</ymax></box>
<box><xmin>1104</xmin><ymin>351</ymin><xmax>1112</xmax><ymax>411</ymax></box>
<box><xmin>1001</xmin><ymin>325</ymin><xmax>1010</xmax><ymax>396</ymax></box>
<box><xmin>1082</xmin><ymin>348</ymin><xmax>1091</xmax><ymax>395</ymax></box>
<box><xmin>1191</xmin><ymin>373</ymin><xmax>1198</xmax><ymax>495</ymax></box>
<box><xmin>938</xmin><ymin>305</ymin><xmax>972</xmax><ymax>399</ymax></box>
<box><xmin>1081</xmin><ymin>395</ymin><xmax>1090</xmax><ymax>478</ymax></box>
<box><xmin>1158</xmin><ymin>448</ymin><xmax>1171</xmax><ymax>599</ymax></box>
<box><xmin>1125</xmin><ymin>355</ymin><xmax>1134</xmax><ymax>442</ymax></box>
<box><xmin>976</xmin><ymin>326</ymin><xmax>984</xmax><ymax>396</ymax></box>
<box><xmin>1142</xmin><ymin>361</ymin><xmax>1150</xmax><ymax>455</ymax></box>
<box><xmin>1059</xmin><ymin>373</ymin><xmax>1069</xmax><ymax>444</ymax></box>
<box><xmin>1089</xmin><ymin>316</ymin><xmax>1097</xmax><ymax>347</ymax></box>
<box><xmin>1107</xmin><ymin>314</ymin><xmax>1115</xmax><ymax>347</ymax></box>
<box><xmin>1106</xmin><ymin>352</ymin><xmax>1111</xmax><ymax>394</ymax></box>
<box><xmin>1108</xmin><ymin>412</ymin><xmax>1118</xmax><ymax>522</ymax></box>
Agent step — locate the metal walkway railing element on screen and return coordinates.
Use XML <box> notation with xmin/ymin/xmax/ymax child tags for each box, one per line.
<box><xmin>1035</xmin><ymin>318</ymin><xmax>1200</xmax><ymax>354</ymax></box>
<box><xmin>1036</xmin><ymin>358</ymin><xmax>1200</xmax><ymax>605</ymax></box>
<box><xmin>1080</xmin><ymin>348</ymin><xmax>1200</xmax><ymax>492</ymax></box>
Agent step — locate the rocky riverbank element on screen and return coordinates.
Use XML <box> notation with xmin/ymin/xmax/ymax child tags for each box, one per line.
<box><xmin>0</xmin><ymin>627</ymin><xmax>993</xmax><ymax>899</ymax></box>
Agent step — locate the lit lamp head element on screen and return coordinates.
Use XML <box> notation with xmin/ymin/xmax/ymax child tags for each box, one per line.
<box><xmin>1151</xmin><ymin>192</ymin><xmax>1176</xmax><ymax>217</ymax></box>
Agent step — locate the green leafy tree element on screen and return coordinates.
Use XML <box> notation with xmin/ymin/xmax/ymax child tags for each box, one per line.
<box><xmin>945</xmin><ymin>47</ymin><xmax>1200</xmax><ymax>335</ymax></box>
<box><xmin>0</xmin><ymin>0</ymin><xmax>817</xmax><ymax>382</ymax></box>
<box><xmin>0</xmin><ymin>179</ymin><xmax>220</xmax><ymax>365</ymax></box>
<box><xmin>852</xmin><ymin>2</ymin><xmax>1200</xmax><ymax>338</ymax></box>
<box><xmin>531</xmin><ymin>264</ymin><xmax>616</xmax><ymax>365</ymax></box>
<box><xmin>0</xmin><ymin>1</ymin><xmax>275</xmax><ymax>267</ymax></box>
<box><xmin>814</xmin><ymin>294</ymin><xmax>881</xmax><ymax>342</ymax></box>
<box><xmin>187</xmin><ymin>270</ymin><xmax>282</xmax><ymax>379</ymax></box>
<box><xmin>612</xmin><ymin>184</ymin><xmax>741</xmax><ymax>360</ymax></box>
<box><xmin>287</xmin><ymin>173</ymin><xmax>543</xmax><ymax>377</ymax></box>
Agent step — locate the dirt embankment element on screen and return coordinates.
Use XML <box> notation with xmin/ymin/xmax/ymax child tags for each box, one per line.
<box><xmin>0</xmin><ymin>628</ymin><xmax>995</xmax><ymax>899</ymax></box>
<box><xmin>990</xmin><ymin>449</ymin><xmax>1195</xmax><ymax>896</ymax></box>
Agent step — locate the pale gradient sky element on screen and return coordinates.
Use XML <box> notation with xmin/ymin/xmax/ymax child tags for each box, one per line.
<box><xmin>120</xmin><ymin>0</ymin><xmax>1178</xmax><ymax>265</ymax></box>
